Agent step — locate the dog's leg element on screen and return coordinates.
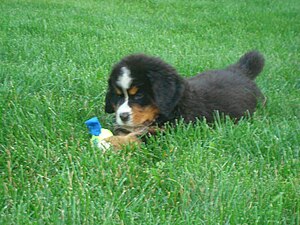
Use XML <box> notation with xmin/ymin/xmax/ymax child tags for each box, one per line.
<box><xmin>104</xmin><ymin>134</ymin><xmax>141</xmax><ymax>150</ymax></box>
<box><xmin>97</xmin><ymin>126</ymin><xmax>162</xmax><ymax>151</ymax></box>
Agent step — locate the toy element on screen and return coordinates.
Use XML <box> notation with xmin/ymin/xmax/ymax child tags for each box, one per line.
<box><xmin>85</xmin><ymin>117</ymin><xmax>113</xmax><ymax>149</ymax></box>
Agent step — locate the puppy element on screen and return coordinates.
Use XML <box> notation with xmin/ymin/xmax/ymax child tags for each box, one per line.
<box><xmin>104</xmin><ymin>51</ymin><xmax>265</xmax><ymax>148</ymax></box>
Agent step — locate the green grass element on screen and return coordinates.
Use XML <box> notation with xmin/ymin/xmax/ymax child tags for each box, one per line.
<box><xmin>1</xmin><ymin>0</ymin><xmax>299</xmax><ymax>224</ymax></box>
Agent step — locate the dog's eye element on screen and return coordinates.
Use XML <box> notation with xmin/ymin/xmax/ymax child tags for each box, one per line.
<box><xmin>134</xmin><ymin>93</ymin><xmax>144</xmax><ymax>100</ymax></box>
<box><xmin>115</xmin><ymin>93</ymin><xmax>124</xmax><ymax>99</ymax></box>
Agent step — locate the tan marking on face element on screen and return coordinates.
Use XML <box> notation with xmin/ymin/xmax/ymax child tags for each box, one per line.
<box><xmin>131</xmin><ymin>104</ymin><xmax>159</xmax><ymax>126</ymax></box>
<box><xmin>115</xmin><ymin>88</ymin><xmax>122</xmax><ymax>95</ymax></box>
<box><xmin>128</xmin><ymin>86</ymin><xmax>139</xmax><ymax>95</ymax></box>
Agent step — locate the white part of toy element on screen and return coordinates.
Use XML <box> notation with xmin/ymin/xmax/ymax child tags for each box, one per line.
<box><xmin>97</xmin><ymin>140</ymin><xmax>111</xmax><ymax>152</ymax></box>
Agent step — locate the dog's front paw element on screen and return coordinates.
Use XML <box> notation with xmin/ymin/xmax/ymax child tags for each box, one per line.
<box><xmin>97</xmin><ymin>135</ymin><xmax>141</xmax><ymax>151</ymax></box>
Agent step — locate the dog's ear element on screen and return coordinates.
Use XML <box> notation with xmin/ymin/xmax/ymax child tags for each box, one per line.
<box><xmin>105</xmin><ymin>80</ymin><xmax>115</xmax><ymax>113</ymax></box>
<box><xmin>147</xmin><ymin>70</ymin><xmax>185</xmax><ymax>117</ymax></box>
<box><xmin>105</xmin><ymin>92</ymin><xmax>114</xmax><ymax>113</ymax></box>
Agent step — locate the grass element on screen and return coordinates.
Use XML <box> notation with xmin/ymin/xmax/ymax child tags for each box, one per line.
<box><xmin>0</xmin><ymin>0</ymin><xmax>299</xmax><ymax>224</ymax></box>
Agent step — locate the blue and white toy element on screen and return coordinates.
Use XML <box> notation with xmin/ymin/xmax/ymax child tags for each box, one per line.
<box><xmin>85</xmin><ymin>117</ymin><xmax>113</xmax><ymax>149</ymax></box>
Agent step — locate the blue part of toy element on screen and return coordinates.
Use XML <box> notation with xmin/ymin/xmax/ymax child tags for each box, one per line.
<box><xmin>85</xmin><ymin>117</ymin><xmax>102</xmax><ymax>136</ymax></box>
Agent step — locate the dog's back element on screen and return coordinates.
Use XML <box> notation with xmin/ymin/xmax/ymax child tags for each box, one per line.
<box><xmin>180</xmin><ymin>51</ymin><xmax>265</xmax><ymax>122</ymax></box>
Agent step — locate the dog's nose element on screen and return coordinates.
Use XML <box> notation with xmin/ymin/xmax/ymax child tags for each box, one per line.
<box><xmin>119</xmin><ymin>112</ymin><xmax>130</xmax><ymax>122</ymax></box>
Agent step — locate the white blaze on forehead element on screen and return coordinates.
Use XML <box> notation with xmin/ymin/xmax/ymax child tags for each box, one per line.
<box><xmin>116</xmin><ymin>67</ymin><xmax>132</xmax><ymax>90</ymax></box>
<box><xmin>115</xmin><ymin>67</ymin><xmax>133</xmax><ymax>126</ymax></box>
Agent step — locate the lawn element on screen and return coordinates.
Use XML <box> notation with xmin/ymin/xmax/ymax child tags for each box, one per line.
<box><xmin>0</xmin><ymin>0</ymin><xmax>299</xmax><ymax>224</ymax></box>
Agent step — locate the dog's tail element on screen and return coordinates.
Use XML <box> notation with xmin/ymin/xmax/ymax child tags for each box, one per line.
<box><xmin>229</xmin><ymin>51</ymin><xmax>265</xmax><ymax>80</ymax></box>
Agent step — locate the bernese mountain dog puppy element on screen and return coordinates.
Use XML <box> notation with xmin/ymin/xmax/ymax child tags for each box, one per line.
<box><xmin>103</xmin><ymin>51</ymin><xmax>265</xmax><ymax>149</ymax></box>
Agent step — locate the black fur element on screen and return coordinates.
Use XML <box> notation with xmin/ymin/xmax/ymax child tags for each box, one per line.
<box><xmin>104</xmin><ymin>79</ymin><xmax>115</xmax><ymax>113</ymax></box>
<box><xmin>105</xmin><ymin>51</ymin><xmax>265</xmax><ymax>126</ymax></box>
